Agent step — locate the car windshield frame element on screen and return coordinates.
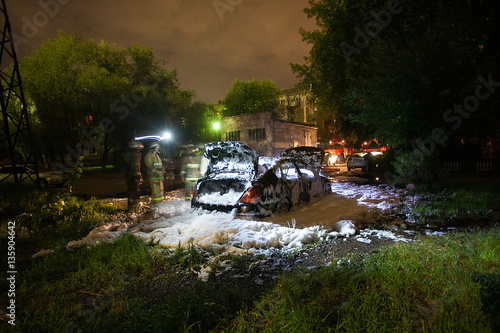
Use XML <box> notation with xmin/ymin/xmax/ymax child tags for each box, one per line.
<box><xmin>203</xmin><ymin>141</ymin><xmax>258</xmax><ymax>176</ymax></box>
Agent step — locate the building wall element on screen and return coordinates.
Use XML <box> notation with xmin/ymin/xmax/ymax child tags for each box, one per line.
<box><xmin>272</xmin><ymin>121</ymin><xmax>317</xmax><ymax>157</ymax></box>
<box><xmin>222</xmin><ymin>111</ymin><xmax>274</xmax><ymax>156</ymax></box>
<box><xmin>222</xmin><ymin>111</ymin><xmax>317</xmax><ymax>157</ymax></box>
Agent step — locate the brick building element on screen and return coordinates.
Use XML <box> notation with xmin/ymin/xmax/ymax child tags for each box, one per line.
<box><xmin>221</xmin><ymin>111</ymin><xmax>318</xmax><ymax>157</ymax></box>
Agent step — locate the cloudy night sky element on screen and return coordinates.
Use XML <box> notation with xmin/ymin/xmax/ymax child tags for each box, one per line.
<box><xmin>6</xmin><ymin>0</ymin><xmax>317</xmax><ymax>104</ymax></box>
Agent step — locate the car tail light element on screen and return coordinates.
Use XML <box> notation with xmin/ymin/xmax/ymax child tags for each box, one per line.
<box><xmin>239</xmin><ymin>184</ymin><xmax>263</xmax><ymax>204</ymax></box>
<box><xmin>192</xmin><ymin>186</ymin><xmax>198</xmax><ymax>199</ymax></box>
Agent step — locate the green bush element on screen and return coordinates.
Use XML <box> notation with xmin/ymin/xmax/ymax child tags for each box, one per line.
<box><xmin>392</xmin><ymin>150</ymin><xmax>442</xmax><ymax>186</ymax></box>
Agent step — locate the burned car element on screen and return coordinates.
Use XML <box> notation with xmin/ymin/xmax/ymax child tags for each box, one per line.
<box><xmin>191</xmin><ymin>141</ymin><xmax>258</xmax><ymax>212</ymax></box>
<box><xmin>191</xmin><ymin>143</ymin><xmax>331</xmax><ymax>217</ymax></box>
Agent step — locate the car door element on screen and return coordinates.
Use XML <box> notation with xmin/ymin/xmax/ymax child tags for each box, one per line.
<box><xmin>279</xmin><ymin>161</ymin><xmax>305</xmax><ymax>207</ymax></box>
<box><xmin>293</xmin><ymin>161</ymin><xmax>315</xmax><ymax>204</ymax></box>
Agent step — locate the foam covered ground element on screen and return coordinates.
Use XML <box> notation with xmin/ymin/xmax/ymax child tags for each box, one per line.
<box><xmin>64</xmin><ymin>182</ymin><xmax>417</xmax><ymax>256</ymax></box>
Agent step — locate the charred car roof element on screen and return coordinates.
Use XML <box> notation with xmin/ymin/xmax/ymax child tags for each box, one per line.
<box><xmin>279</xmin><ymin>146</ymin><xmax>324</xmax><ymax>169</ymax></box>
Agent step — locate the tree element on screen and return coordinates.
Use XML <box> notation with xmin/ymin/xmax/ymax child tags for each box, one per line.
<box><xmin>20</xmin><ymin>31</ymin><xmax>197</xmax><ymax>171</ymax></box>
<box><xmin>178</xmin><ymin>102</ymin><xmax>221</xmax><ymax>143</ymax></box>
<box><xmin>293</xmin><ymin>0</ymin><xmax>500</xmax><ymax>184</ymax></box>
<box><xmin>21</xmin><ymin>32</ymin><xmax>130</xmax><ymax>168</ymax></box>
<box><xmin>223</xmin><ymin>78</ymin><xmax>280</xmax><ymax>116</ymax></box>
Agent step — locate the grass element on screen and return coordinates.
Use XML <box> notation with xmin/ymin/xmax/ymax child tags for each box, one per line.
<box><xmin>409</xmin><ymin>184</ymin><xmax>500</xmax><ymax>225</ymax></box>
<box><xmin>0</xmin><ymin>185</ymin><xmax>122</xmax><ymax>262</ymax></box>
<box><xmin>229</xmin><ymin>230</ymin><xmax>500</xmax><ymax>332</ymax></box>
<box><xmin>82</xmin><ymin>165</ymin><xmax>115</xmax><ymax>172</ymax></box>
<box><xmin>1</xmin><ymin>183</ymin><xmax>499</xmax><ymax>332</ymax></box>
<box><xmin>2</xmin><ymin>235</ymin><xmax>268</xmax><ymax>332</ymax></box>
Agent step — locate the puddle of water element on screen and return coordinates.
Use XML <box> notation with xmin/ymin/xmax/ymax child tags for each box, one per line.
<box><xmin>265</xmin><ymin>193</ymin><xmax>374</xmax><ymax>230</ymax></box>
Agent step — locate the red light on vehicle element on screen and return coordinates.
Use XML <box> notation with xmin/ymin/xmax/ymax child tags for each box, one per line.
<box><xmin>239</xmin><ymin>184</ymin><xmax>263</xmax><ymax>204</ymax></box>
<box><xmin>192</xmin><ymin>186</ymin><xmax>198</xmax><ymax>199</ymax></box>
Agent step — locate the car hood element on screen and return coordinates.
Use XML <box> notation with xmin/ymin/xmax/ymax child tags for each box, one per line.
<box><xmin>279</xmin><ymin>146</ymin><xmax>324</xmax><ymax>169</ymax></box>
<box><xmin>204</xmin><ymin>141</ymin><xmax>258</xmax><ymax>175</ymax></box>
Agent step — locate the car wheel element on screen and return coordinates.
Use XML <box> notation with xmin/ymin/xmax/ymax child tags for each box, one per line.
<box><xmin>298</xmin><ymin>192</ymin><xmax>310</xmax><ymax>205</ymax></box>
<box><xmin>36</xmin><ymin>178</ymin><xmax>49</xmax><ymax>189</ymax></box>
<box><xmin>275</xmin><ymin>200</ymin><xmax>291</xmax><ymax>214</ymax></box>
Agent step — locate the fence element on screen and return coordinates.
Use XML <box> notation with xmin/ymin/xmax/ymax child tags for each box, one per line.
<box><xmin>443</xmin><ymin>160</ymin><xmax>497</xmax><ymax>173</ymax></box>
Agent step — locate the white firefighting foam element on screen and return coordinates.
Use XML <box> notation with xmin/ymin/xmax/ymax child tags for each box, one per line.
<box><xmin>64</xmin><ymin>182</ymin><xmax>416</xmax><ymax>255</ymax></box>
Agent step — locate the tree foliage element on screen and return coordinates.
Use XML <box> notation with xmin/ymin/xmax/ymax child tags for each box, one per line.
<box><xmin>223</xmin><ymin>78</ymin><xmax>280</xmax><ymax>116</ymax></box>
<box><xmin>293</xmin><ymin>0</ymin><xmax>500</xmax><ymax>183</ymax></box>
<box><xmin>19</xmin><ymin>31</ymin><xmax>210</xmax><ymax>170</ymax></box>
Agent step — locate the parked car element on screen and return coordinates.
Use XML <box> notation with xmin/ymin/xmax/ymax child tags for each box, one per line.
<box><xmin>191</xmin><ymin>143</ymin><xmax>331</xmax><ymax>217</ymax></box>
<box><xmin>323</xmin><ymin>152</ymin><xmax>338</xmax><ymax>166</ymax></box>
<box><xmin>0</xmin><ymin>165</ymin><xmax>69</xmax><ymax>188</ymax></box>
<box><xmin>346</xmin><ymin>151</ymin><xmax>383</xmax><ymax>171</ymax></box>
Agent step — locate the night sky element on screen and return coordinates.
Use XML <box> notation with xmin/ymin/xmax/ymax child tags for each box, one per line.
<box><xmin>6</xmin><ymin>0</ymin><xmax>317</xmax><ymax>104</ymax></box>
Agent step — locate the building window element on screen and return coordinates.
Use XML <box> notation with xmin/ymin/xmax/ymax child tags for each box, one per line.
<box><xmin>225</xmin><ymin>130</ymin><xmax>240</xmax><ymax>141</ymax></box>
<box><xmin>88</xmin><ymin>144</ymin><xmax>97</xmax><ymax>155</ymax></box>
<box><xmin>248</xmin><ymin>128</ymin><xmax>266</xmax><ymax>140</ymax></box>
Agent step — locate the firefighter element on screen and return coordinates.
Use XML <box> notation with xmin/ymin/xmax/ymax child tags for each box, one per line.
<box><xmin>180</xmin><ymin>146</ymin><xmax>203</xmax><ymax>201</ymax></box>
<box><xmin>144</xmin><ymin>141</ymin><xmax>165</xmax><ymax>216</ymax></box>
<box><xmin>124</xmin><ymin>139</ymin><xmax>143</xmax><ymax>211</ymax></box>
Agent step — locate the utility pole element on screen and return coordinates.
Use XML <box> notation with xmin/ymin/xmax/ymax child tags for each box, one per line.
<box><xmin>0</xmin><ymin>0</ymin><xmax>39</xmax><ymax>185</ymax></box>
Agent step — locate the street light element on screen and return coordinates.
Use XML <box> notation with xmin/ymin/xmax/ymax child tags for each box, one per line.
<box><xmin>212</xmin><ymin>122</ymin><xmax>221</xmax><ymax>141</ymax></box>
<box><xmin>162</xmin><ymin>131</ymin><xmax>172</xmax><ymax>141</ymax></box>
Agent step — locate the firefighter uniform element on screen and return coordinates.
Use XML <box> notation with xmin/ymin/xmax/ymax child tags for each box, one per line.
<box><xmin>124</xmin><ymin>140</ymin><xmax>143</xmax><ymax>211</ymax></box>
<box><xmin>181</xmin><ymin>151</ymin><xmax>203</xmax><ymax>201</ymax></box>
<box><xmin>144</xmin><ymin>142</ymin><xmax>165</xmax><ymax>210</ymax></box>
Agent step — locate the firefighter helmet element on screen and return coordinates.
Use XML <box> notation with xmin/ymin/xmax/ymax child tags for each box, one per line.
<box><xmin>150</xmin><ymin>141</ymin><xmax>160</xmax><ymax>149</ymax></box>
<box><xmin>129</xmin><ymin>140</ymin><xmax>143</xmax><ymax>149</ymax></box>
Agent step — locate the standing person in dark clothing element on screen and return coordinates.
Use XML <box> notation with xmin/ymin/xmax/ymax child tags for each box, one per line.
<box><xmin>124</xmin><ymin>140</ymin><xmax>144</xmax><ymax>211</ymax></box>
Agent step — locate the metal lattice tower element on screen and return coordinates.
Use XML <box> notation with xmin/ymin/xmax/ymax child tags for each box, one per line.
<box><xmin>0</xmin><ymin>0</ymin><xmax>38</xmax><ymax>185</ymax></box>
